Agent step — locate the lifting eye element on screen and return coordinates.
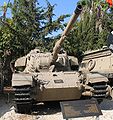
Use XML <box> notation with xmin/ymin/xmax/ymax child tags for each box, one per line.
<box><xmin>87</xmin><ymin>59</ymin><xmax>96</xmax><ymax>71</ymax></box>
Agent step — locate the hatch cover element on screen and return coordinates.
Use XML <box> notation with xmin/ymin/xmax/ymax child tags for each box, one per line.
<box><xmin>54</xmin><ymin>79</ymin><xmax>64</xmax><ymax>83</ymax></box>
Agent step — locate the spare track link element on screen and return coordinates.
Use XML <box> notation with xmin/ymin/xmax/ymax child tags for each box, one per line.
<box><xmin>14</xmin><ymin>85</ymin><xmax>32</xmax><ymax>114</ymax></box>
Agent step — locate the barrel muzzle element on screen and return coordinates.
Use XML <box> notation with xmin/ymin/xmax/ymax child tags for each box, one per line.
<box><xmin>74</xmin><ymin>5</ymin><xmax>82</xmax><ymax>14</ymax></box>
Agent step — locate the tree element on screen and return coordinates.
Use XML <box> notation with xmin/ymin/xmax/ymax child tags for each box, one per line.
<box><xmin>62</xmin><ymin>0</ymin><xmax>113</xmax><ymax>59</ymax></box>
<box><xmin>0</xmin><ymin>17</ymin><xmax>14</xmax><ymax>86</ymax></box>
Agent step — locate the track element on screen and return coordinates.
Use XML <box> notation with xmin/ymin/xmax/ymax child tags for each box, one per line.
<box><xmin>13</xmin><ymin>85</ymin><xmax>32</xmax><ymax>114</ymax></box>
<box><xmin>92</xmin><ymin>82</ymin><xmax>108</xmax><ymax>99</ymax></box>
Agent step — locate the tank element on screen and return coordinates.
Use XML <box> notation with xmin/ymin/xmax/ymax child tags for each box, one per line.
<box><xmin>79</xmin><ymin>33</ymin><xmax>113</xmax><ymax>99</ymax></box>
<box><xmin>80</xmin><ymin>32</ymin><xmax>113</xmax><ymax>82</ymax></box>
<box><xmin>12</xmin><ymin>4</ymin><xmax>112</xmax><ymax>114</ymax></box>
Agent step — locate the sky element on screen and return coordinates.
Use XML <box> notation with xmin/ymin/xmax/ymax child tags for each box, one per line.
<box><xmin>0</xmin><ymin>0</ymin><xmax>79</xmax><ymax>36</ymax></box>
<box><xmin>0</xmin><ymin>0</ymin><xmax>79</xmax><ymax>19</ymax></box>
<box><xmin>38</xmin><ymin>0</ymin><xmax>79</xmax><ymax>17</ymax></box>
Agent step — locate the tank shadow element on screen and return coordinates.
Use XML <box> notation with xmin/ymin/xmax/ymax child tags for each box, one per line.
<box><xmin>31</xmin><ymin>101</ymin><xmax>61</xmax><ymax>115</ymax></box>
<box><xmin>99</xmin><ymin>99</ymin><xmax>113</xmax><ymax>110</ymax></box>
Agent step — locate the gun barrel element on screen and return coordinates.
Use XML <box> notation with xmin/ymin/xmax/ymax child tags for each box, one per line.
<box><xmin>62</xmin><ymin>5</ymin><xmax>82</xmax><ymax>37</ymax></box>
<box><xmin>52</xmin><ymin>5</ymin><xmax>82</xmax><ymax>63</ymax></box>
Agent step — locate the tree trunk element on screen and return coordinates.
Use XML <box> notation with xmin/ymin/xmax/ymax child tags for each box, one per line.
<box><xmin>2</xmin><ymin>50</ymin><xmax>13</xmax><ymax>87</ymax></box>
<box><xmin>0</xmin><ymin>58</ymin><xmax>4</xmax><ymax>91</ymax></box>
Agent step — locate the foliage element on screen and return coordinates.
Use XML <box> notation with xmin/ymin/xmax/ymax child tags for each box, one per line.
<box><xmin>0</xmin><ymin>0</ymin><xmax>69</xmax><ymax>60</ymax></box>
<box><xmin>63</xmin><ymin>0</ymin><xmax>113</xmax><ymax>58</ymax></box>
<box><xmin>1</xmin><ymin>0</ymin><xmax>113</xmax><ymax>60</ymax></box>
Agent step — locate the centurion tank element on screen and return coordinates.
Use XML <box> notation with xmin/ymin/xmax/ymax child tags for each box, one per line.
<box><xmin>80</xmin><ymin>33</ymin><xmax>113</xmax><ymax>97</ymax></box>
<box><xmin>12</xmin><ymin>4</ymin><xmax>112</xmax><ymax>113</ymax></box>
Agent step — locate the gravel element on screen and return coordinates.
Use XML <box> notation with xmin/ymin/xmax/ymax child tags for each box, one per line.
<box><xmin>0</xmin><ymin>94</ymin><xmax>113</xmax><ymax>120</ymax></box>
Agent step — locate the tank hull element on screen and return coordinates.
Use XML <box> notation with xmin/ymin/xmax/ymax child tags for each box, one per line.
<box><xmin>12</xmin><ymin>72</ymin><xmax>82</xmax><ymax>101</ymax></box>
<box><xmin>81</xmin><ymin>49</ymin><xmax>113</xmax><ymax>73</ymax></box>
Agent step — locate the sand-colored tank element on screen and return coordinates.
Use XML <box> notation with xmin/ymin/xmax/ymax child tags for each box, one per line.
<box><xmin>12</xmin><ymin>4</ymin><xmax>112</xmax><ymax>114</ymax></box>
<box><xmin>80</xmin><ymin>33</ymin><xmax>113</xmax><ymax>85</ymax></box>
<box><xmin>80</xmin><ymin>47</ymin><xmax>113</xmax><ymax>99</ymax></box>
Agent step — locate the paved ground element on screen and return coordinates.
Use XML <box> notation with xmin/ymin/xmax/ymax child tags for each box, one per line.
<box><xmin>0</xmin><ymin>94</ymin><xmax>113</xmax><ymax>120</ymax></box>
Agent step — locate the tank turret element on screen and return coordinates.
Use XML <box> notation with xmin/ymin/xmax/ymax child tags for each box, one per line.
<box><xmin>14</xmin><ymin>5</ymin><xmax>82</xmax><ymax>73</ymax></box>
